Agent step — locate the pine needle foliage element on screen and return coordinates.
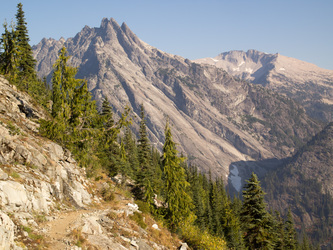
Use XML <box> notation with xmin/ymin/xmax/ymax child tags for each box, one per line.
<box><xmin>162</xmin><ymin>119</ymin><xmax>193</xmax><ymax>229</ymax></box>
<box><xmin>241</xmin><ymin>172</ymin><xmax>274</xmax><ymax>249</ymax></box>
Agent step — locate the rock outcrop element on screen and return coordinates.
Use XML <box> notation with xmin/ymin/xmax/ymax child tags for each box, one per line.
<box><xmin>0</xmin><ymin>75</ymin><xmax>95</xmax><ymax>249</ymax></box>
<box><xmin>0</xmin><ymin>212</ymin><xmax>16</xmax><ymax>250</ymax></box>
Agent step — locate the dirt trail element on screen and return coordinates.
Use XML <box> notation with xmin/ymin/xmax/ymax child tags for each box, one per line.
<box><xmin>43</xmin><ymin>210</ymin><xmax>89</xmax><ymax>249</ymax></box>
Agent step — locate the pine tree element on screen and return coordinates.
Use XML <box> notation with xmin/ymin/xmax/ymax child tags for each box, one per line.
<box><xmin>222</xmin><ymin>199</ymin><xmax>245</xmax><ymax>249</ymax></box>
<box><xmin>162</xmin><ymin>119</ymin><xmax>193</xmax><ymax>229</ymax></box>
<box><xmin>118</xmin><ymin>140</ymin><xmax>131</xmax><ymax>183</ymax></box>
<box><xmin>241</xmin><ymin>172</ymin><xmax>274</xmax><ymax>249</ymax></box>
<box><xmin>123</xmin><ymin>127</ymin><xmax>139</xmax><ymax>178</ymax></box>
<box><xmin>209</xmin><ymin>180</ymin><xmax>223</xmax><ymax>234</ymax></box>
<box><xmin>284</xmin><ymin>209</ymin><xmax>297</xmax><ymax>249</ymax></box>
<box><xmin>272</xmin><ymin>211</ymin><xmax>285</xmax><ymax>250</ymax></box>
<box><xmin>0</xmin><ymin>21</ymin><xmax>18</xmax><ymax>80</ymax></box>
<box><xmin>136</xmin><ymin>104</ymin><xmax>153</xmax><ymax>195</ymax></box>
<box><xmin>137</xmin><ymin>104</ymin><xmax>151</xmax><ymax>169</ymax></box>
<box><xmin>41</xmin><ymin>46</ymin><xmax>98</xmax><ymax>146</ymax></box>
<box><xmin>188</xmin><ymin>166</ymin><xmax>206</xmax><ymax>230</ymax></box>
<box><xmin>15</xmin><ymin>3</ymin><xmax>36</xmax><ymax>88</ymax></box>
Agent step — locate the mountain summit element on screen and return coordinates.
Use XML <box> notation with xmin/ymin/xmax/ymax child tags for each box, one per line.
<box><xmin>33</xmin><ymin>18</ymin><xmax>321</xmax><ymax>187</ymax></box>
<box><xmin>194</xmin><ymin>50</ymin><xmax>333</xmax><ymax>122</ymax></box>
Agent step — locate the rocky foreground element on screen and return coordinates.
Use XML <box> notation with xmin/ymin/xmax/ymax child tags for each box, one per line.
<box><xmin>0</xmin><ymin>75</ymin><xmax>184</xmax><ymax>249</ymax></box>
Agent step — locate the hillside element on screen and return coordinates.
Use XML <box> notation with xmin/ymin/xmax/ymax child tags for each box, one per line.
<box><xmin>262</xmin><ymin>122</ymin><xmax>333</xmax><ymax>247</ymax></box>
<box><xmin>33</xmin><ymin>18</ymin><xmax>321</xmax><ymax>188</ymax></box>
<box><xmin>0</xmin><ymin>75</ymin><xmax>185</xmax><ymax>249</ymax></box>
<box><xmin>194</xmin><ymin>50</ymin><xmax>333</xmax><ymax>122</ymax></box>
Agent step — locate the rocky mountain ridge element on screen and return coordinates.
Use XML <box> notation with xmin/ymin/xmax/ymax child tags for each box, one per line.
<box><xmin>194</xmin><ymin>50</ymin><xmax>333</xmax><ymax>122</ymax></box>
<box><xmin>33</xmin><ymin>18</ymin><xmax>321</xmax><ymax>189</ymax></box>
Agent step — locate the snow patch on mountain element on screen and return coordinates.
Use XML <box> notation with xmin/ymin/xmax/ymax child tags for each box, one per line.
<box><xmin>229</xmin><ymin>165</ymin><xmax>242</xmax><ymax>192</ymax></box>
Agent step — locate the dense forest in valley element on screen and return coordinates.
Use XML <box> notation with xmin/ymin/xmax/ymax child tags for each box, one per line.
<box><xmin>0</xmin><ymin>3</ymin><xmax>324</xmax><ymax>249</ymax></box>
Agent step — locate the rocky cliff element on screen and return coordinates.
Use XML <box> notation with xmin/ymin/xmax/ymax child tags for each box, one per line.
<box><xmin>32</xmin><ymin>18</ymin><xmax>321</xmax><ymax>190</ymax></box>
<box><xmin>194</xmin><ymin>50</ymin><xmax>333</xmax><ymax>122</ymax></box>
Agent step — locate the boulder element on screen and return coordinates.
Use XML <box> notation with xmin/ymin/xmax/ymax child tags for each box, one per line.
<box><xmin>0</xmin><ymin>211</ymin><xmax>15</xmax><ymax>250</ymax></box>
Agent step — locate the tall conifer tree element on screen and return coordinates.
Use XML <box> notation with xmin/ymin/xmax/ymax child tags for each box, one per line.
<box><xmin>15</xmin><ymin>3</ymin><xmax>36</xmax><ymax>87</ymax></box>
<box><xmin>0</xmin><ymin>22</ymin><xmax>18</xmax><ymax>80</ymax></box>
<box><xmin>162</xmin><ymin>119</ymin><xmax>193</xmax><ymax>229</ymax></box>
<box><xmin>284</xmin><ymin>209</ymin><xmax>298</xmax><ymax>249</ymax></box>
<box><xmin>241</xmin><ymin>172</ymin><xmax>274</xmax><ymax>249</ymax></box>
<box><xmin>136</xmin><ymin>104</ymin><xmax>153</xmax><ymax>193</ymax></box>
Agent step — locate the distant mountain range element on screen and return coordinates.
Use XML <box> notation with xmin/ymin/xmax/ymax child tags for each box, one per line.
<box><xmin>194</xmin><ymin>50</ymin><xmax>333</xmax><ymax>122</ymax></box>
<box><xmin>33</xmin><ymin>18</ymin><xmax>322</xmax><ymax>189</ymax></box>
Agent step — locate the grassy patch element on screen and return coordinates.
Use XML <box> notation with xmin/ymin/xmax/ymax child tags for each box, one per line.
<box><xmin>10</xmin><ymin>171</ymin><xmax>20</xmax><ymax>179</ymax></box>
<box><xmin>71</xmin><ymin>228</ymin><xmax>86</xmax><ymax>247</ymax></box>
<box><xmin>129</xmin><ymin>212</ymin><xmax>147</xmax><ymax>229</ymax></box>
<box><xmin>6</xmin><ymin>121</ymin><xmax>21</xmax><ymax>135</ymax></box>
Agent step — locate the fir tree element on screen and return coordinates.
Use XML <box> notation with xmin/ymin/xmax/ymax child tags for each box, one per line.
<box><xmin>123</xmin><ymin>127</ymin><xmax>139</xmax><ymax>178</ymax></box>
<box><xmin>40</xmin><ymin>46</ymin><xmax>98</xmax><ymax>146</ymax></box>
<box><xmin>241</xmin><ymin>172</ymin><xmax>274</xmax><ymax>249</ymax></box>
<box><xmin>137</xmin><ymin>104</ymin><xmax>151</xmax><ymax>169</ymax></box>
<box><xmin>162</xmin><ymin>119</ymin><xmax>193</xmax><ymax>229</ymax></box>
<box><xmin>0</xmin><ymin>21</ymin><xmax>18</xmax><ymax>80</ymax></box>
<box><xmin>15</xmin><ymin>4</ymin><xmax>34</xmax><ymax>67</ymax></box>
<box><xmin>222</xmin><ymin>199</ymin><xmax>245</xmax><ymax>249</ymax></box>
<box><xmin>272</xmin><ymin>211</ymin><xmax>285</xmax><ymax>250</ymax></box>
<box><xmin>15</xmin><ymin>3</ymin><xmax>36</xmax><ymax>88</ymax></box>
<box><xmin>284</xmin><ymin>209</ymin><xmax>297</xmax><ymax>249</ymax></box>
<box><xmin>136</xmin><ymin>104</ymin><xmax>153</xmax><ymax>195</ymax></box>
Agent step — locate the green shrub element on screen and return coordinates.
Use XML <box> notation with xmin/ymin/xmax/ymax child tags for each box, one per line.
<box><xmin>180</xmin><ymin>222</ymin><xmax>227</xmax><ymax>250</ymax></box>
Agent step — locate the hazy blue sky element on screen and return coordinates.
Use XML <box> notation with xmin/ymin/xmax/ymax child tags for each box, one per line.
<box><xmin>1</xmin><ymin>0</ymin><xmax>332</xmax><ymax>69</ymax></box>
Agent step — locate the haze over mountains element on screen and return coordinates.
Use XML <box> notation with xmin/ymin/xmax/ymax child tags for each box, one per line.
<box><xmin>32</xmin><ymin>18</ymin><xmax>325</xmax><ymax>191</ymax></box>
<box><xmin>194</xmin><ymin>50</ymin><xmax>333</xmax><ymax>122</ymax></box>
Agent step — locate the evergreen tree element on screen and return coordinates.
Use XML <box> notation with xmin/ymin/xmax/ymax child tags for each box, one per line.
<box><xmin>300</xmin><ymin>232</ymin><xmax>313</xmax><ymax>250</ymax></box>
<box><xmin>137</xmin><ymin>104</ymin><xmax>151</xmax><ymax>169</ymax></box>
<box><xmin>15</xmin><ymin>2</ymin><xmax>36</xmax><ymax>87</ymax></box>
<box><xmin>40</xmin><ymin>46</ymin><xmax>98</xmax><ymax>146</ymax></box>
<box><xmin>136</xmin><ymin>104</ymin><xmax>153</xmax><ymax>195</ymax></box>
<box><xmin>123</xmin><ymin>127</ymin><xmax>139</xmax><ymax>178</ymax></box>
<box><xmin>284</xmin><ymin>209</ymin><xmax>297</xmax><ymax>249</ymax></box>
<box><xmin>241</xmin><ymin>172</ymin><xmax>274</xmax><ymax>249</ymax></box>
<box><xmin>222</xmin><ymin>199</ymin><xmax>245</xmax><ymax>249</ymax></box>
<box><xmin>272</xmin><ymin>211</ymin><xmax>285</xmax><ymax>250</ymax></box>
<box><xmin>118</xmin><ymin>140</ymin><xmax>131</xmax><ymax>183</ymax></box>
<box><xmin>162</xmin><ymin>119</ymin><xmax>193</xmax><ymax>229</ymax></box>
<box><xmin>0</xmin><ymin>21</ymin><xmax>18</xmax><ymax>80</ymax></box>
<box><xmin>209</xmin><ymin>180</ymin><xmax>223</xmax><ymax>234</ymax></box>
<box><xmin>188</xmin><ymin>166</ymin><xmax>206</xmax><ymax>230</ymax></box>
